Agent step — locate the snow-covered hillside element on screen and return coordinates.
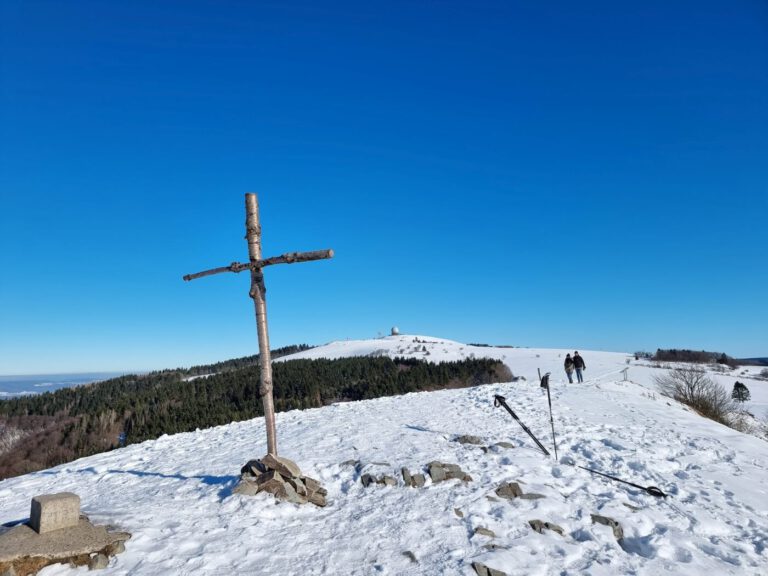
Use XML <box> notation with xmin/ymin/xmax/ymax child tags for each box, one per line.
<box><xmin>2</xmin><ymin>335</ymin><xmax>767</xmax><ymax>575</ymax></box>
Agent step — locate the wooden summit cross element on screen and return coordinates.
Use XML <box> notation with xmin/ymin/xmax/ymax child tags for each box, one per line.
<box><xmin>183</xmin><ymin>193</ymin><xmax>333</xmax><ymax>457</ymax></box>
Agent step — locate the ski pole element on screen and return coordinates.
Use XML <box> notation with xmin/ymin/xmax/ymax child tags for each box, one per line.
<box><xmin>540</xmin><ymin>372</ymin><xmax>558</xmax><ymax>460</ymax></box>
<box><xmin>577</xmin><ymin>465</ymin><xmax>667</xmax><ymax>498</ymax></box>
<box><xmin>493</xmin><ymin>395</ymin><xmax>550</xmax><ymax>456</ymax></box>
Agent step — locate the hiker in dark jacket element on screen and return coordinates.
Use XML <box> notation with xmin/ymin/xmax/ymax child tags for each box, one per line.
<box><xmin>564</xmin><ymin>353</ymin><xmax>575</xmax><ymax>383</ymax></box>
<box><xmin>573</xmin><ymin>351</ymin><xmax>586</xmax><ymax>382</ymax></box>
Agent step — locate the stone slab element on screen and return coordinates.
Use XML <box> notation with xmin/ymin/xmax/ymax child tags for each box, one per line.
<box><xmin>30</xmin><ymin>493</ymin><xmax>80</xmax><ymax>535</ymax></box>
<box><xmin>262</xmin><ymin>454</ymin><xmax>302</xmax><ymax>479</ymax></box>
<box><xmin>472</xmin><ymin>561</ymin><xmax>508</xmax><ymax>576</ymax></box>
<box><xmin>428</xmin><ymin>464</ymin><xmax>446</xmax><ymax>483</ymax></box>
<box><xmin>232</xmin><ymin>478</ymin><xmax>261</xmax><ymax>496</ymax></box>
<box><xmin>302</xmin><ymin>476</ymin><xmax>322</xmax><ymax>493</ymax></box>
<box><xmin>307</xmin><ymin>491</ymin><xmax>327</xmax><ymax>507</ymax></box>
<box><xmin>0</xmin><ymin>518</ymin><xmax>130</xmax><ymax>564</ymax></box>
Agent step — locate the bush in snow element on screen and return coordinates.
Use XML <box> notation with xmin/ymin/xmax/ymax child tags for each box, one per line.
<box><xmin>653</xmin><ymin>367</ymin><xmax>734</xmax><ymax>426</ymax></box>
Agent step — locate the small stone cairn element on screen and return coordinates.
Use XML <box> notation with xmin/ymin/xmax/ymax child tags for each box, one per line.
<box><xmin>234</xmin><ymin>454</ymin><xmax>327</xmax><ymax>507</ymax></box>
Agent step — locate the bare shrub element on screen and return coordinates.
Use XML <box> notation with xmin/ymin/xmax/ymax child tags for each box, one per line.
<box><xmin>0</xmin><ymin>423</ymin><xmax>29</xmax><ymax>456</ymax></box>
<box><xmin>729</xmin><ymin>409</ymin><xmax>755</xmax><ymax>434</ymax></box>
<box><xmin>761</xmin><ymin>411</ymin><xmax>768</xmax><ymax>441</ymax></box>
<box><xmin>653</xmin><ymin>367</ymin><xmax>734</xmax><ymax>425</ymax></box>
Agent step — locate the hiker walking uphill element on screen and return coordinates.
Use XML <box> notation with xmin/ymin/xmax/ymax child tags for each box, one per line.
<box><xmin>573</xmin><ymin>351</ymin><xmax>586</xmax><ymax>382</ymax></box>
<box><xmin>564</xmin><ymin>354</ymin><xmax>575</xmax><ymax>383</ymax></box>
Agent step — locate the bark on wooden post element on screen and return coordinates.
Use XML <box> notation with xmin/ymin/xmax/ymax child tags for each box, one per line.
<box><xmin>183</xmin><ymin>193</ymin><xmax>333</xmax><ymax>462</ymax></box>
<box><xmin>245</xmin><ymin>193</ymin><xmax>278</xmax><ymax>456</ymax></box>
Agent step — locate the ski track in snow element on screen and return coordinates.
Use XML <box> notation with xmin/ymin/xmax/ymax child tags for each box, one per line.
<box><xmin>1</xmin><ymin>336</ymin><xmax>767</xmax><ymax>575</ymax></box>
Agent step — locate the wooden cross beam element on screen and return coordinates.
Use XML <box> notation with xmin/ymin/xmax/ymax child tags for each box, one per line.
<box><xmin>183</xmin><ymin>193</ymin><xmax>333</xmax><ymax>456</ymax></box>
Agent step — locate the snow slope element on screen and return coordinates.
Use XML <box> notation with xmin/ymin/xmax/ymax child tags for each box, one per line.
<box><xmin>1</xmin><ymin>335</ymin><xmax>767</xmax><ymax>575</ymax></box>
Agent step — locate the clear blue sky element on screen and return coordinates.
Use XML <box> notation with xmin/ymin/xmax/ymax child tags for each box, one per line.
<box><xmin>1</xmin><ymin>1</ymin><xmax>766</xmax><ymax>374</ymax></box>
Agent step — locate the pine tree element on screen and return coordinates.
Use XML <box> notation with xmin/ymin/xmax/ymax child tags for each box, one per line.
<box><xmin>731</xmin><ymin>381</ymin><xmax>750</xmax><ymax>402</ymax></box>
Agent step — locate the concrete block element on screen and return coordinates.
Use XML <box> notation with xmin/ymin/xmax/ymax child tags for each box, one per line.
<box><xmin>29</xmin><ymin>493</ymin><xmax>80</xmax><ymax>534</ymax></box>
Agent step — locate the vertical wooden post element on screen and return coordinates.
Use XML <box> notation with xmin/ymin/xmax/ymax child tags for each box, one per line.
<box><xmin>245</xmin><ymin>193</ymin><xmax>278</xmax><ymax>456</ymax></box>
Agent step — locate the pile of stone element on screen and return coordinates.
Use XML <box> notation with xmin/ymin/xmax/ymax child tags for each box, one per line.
<box><xmin>0</xmin><ymin>493</ymin><xmax>130</xmax><ymax>576</ymax></box>
<box><xmin>234</xmin><ymin>454</ymin><xmax>327</xmax><ymax>507</ymax></box>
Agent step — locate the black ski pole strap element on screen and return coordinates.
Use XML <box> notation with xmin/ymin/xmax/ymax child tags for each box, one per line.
<box><xmin>577</xmin><ymin>465</ymin><xmax>667</xmax><ymax>498</ymax></box>
<box><xmin>645</xmin><ymin>486</ymin><xmax>667</xmax><ymax>498</ymax></box>
<box><xmin>493</xmin><ymin>395</ymin><xmax>550</xmax><ymax>457</ymax></box>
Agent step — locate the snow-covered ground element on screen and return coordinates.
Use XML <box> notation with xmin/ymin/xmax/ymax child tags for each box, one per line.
<box><xmin>1</xmin><ymin>335</ymin><xmax>766</xmax><ymax>575</ymax></box>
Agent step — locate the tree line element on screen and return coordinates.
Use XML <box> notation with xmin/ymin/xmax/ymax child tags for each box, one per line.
<box><xmin>0</xmin><ymin>352</ymin><xmax>511</xmax><ymax>480</ymax></box>
<box><xmin>182</xmin><ymin>344</ymin><xmax>313</xmax><ymax>376</ymax></box>
<box><xmin>653</xmin><ymin>348</ymin><xmax>736</xmax><ymax>366</ymax></box>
